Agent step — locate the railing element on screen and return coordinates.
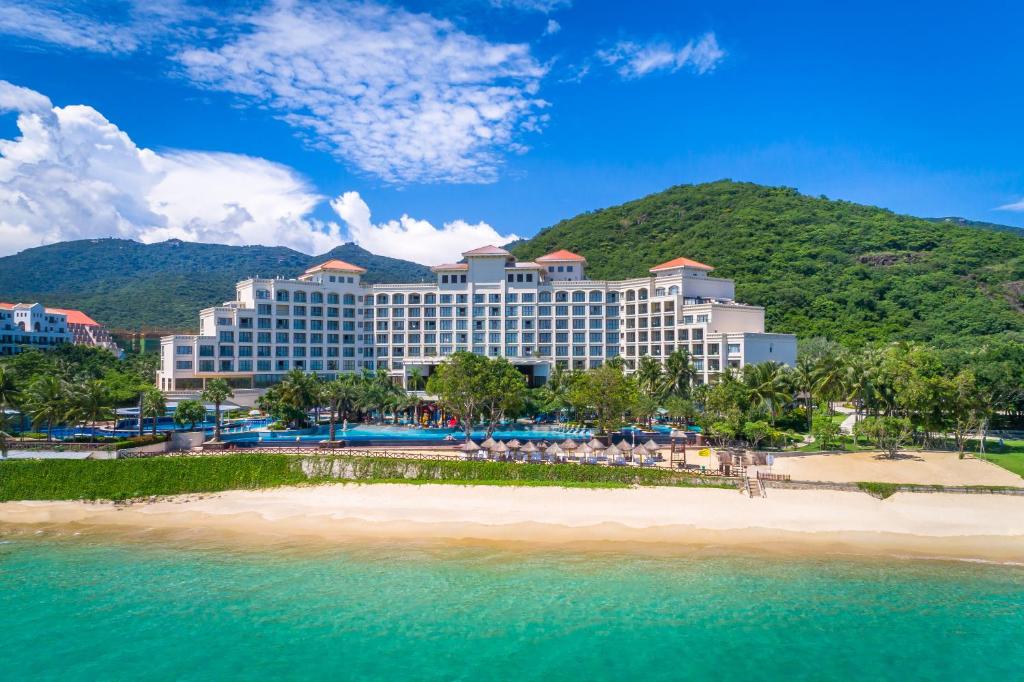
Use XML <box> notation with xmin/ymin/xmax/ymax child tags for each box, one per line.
<box><xmin>757</xmin><ymin>472</ymin><xmax>791</xmax><ymax>482</ymax></box>
<box><xmin>5</xmin><ymin>440</ymin><xmax>113</xmax><ymax>451</ymax></box>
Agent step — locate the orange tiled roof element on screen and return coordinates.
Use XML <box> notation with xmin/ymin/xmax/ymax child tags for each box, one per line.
<box><xmin>304</xmin><ymin>259</ymin><xmax>367</xmax><ymax>274</ymax></box>
<box><xmin>430</xmin><ymin>263</ymin><xmax>470</xmax><ymax>272</ymax></box>
<box><xmin>649</xmin><ymin>256</ymin><xmax>714</xmax><ymax>272</ymax></box>
<box><xmin>536</xmin><ymin>249</ymin><xmax>586</xmax><ymax>263</ymax></box>
<box><xmin>462</xmin><ymin>245</ymin><xmax>511</xmax><ymax>257</ymax></box>
<box><xmin>0</xmin><ymin>303</ymin><xmax>99</xmax><ymax>326</ymax></box>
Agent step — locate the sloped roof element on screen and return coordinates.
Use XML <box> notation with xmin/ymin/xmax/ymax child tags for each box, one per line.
<box><xmin>462</xmin><ymin>245</ymin><xmax>511</xmax><ymax>257</ymax></box>
<box><xmin>536</xmin><ymin>249</ymin><xmax>587</xmax><ymax>263</ymax></box>
<box><xmin>649</xmin><ymin>256</ymin><xmax>715</xmax><ymax>272</ymax></box>
<box><xmin>304</xmin><ymin>259</ymin><xmax>367</xmax><ymax>274</ymax></box>
<box><xmin>46</xmin><ymin>307</ymin><xmax>100</xmax><ymax>326</ymax></box>
<box><xmin>0</xmin><ymin>303</ymin><xmax>98</xmax><ymax>325</ymax></box>
<box><xmin>430</xmin><ymin>263</ymin><xmax>469</xmax><ymax>272</ymax></box>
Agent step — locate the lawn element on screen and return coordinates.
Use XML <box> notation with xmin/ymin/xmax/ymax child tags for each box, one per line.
<box><xmin>973</xmin><ymin>439</ymin><xmax>1024</xmax><ymax>478</ymax></box>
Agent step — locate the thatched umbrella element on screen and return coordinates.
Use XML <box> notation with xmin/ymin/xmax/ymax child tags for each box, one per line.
<box><xmin>480</xmin><ymin>436</ymin><xmax>498</xmax><ymax>449</ymax></box>
<box><xmin>577</xmin><ymin>443</ymin><xmax>594</xmax><ymax>456</ymax></box>
<box><xmin>521</xmin><ymin>441</ymin><xmax>539</xmax><ymax>454</ymax></box>
<box><xmin>560</xmin><ymin>438</ymin><xmax>579</xmax><ymax>451</ymax></box>
<box><xmin>490</xmin><ymin>440</ymin><xmax>509</xmax><ymax>455</ymax></box>
<box><xmin>604</xmin><ymin>443</ymin><xmax>621</xmax><ymax>459</ymax></box>
<box><xmin>459</xmin><ymin>440</ymin><xmax>481</xmax><ymax>452</ymax></box>
<box><xmin>587</xmin><ymin>438</ymin><xmax>605</xmax><ymax>450</ymax></box>
<box><xmin>545</xmin><ymin>443</ymin><xmax>564</xmax><ymax>458</ymax></box>
<box><xmin>506</xmin><ymin>438</ymin><xmax>522</xmax><ymax>450</ymax></box>
<box><xmin>643</xmin><ymin>439</ymin><xmax>660</xmax><ymax>453</ymax></box>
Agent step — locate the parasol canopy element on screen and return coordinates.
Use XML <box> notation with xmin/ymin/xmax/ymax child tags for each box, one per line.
<box><xmin>560</xmin><ymin>438</ymin><xmax>579</xmax><ymax>450</ymax></box>
<box><xmin>643</xmin><ymin>439</ymin><xmax>660</xmax><ymax>452</ymax></box>
<box><xmin>545</xmin><ymin>443</ymin><xmax>564</xmax><ymax>456</ymax></box>
<box><xmin>521</xmin><ymin>441</ymin><xmax>539</xmax><ymax>453</ymax></box>
<box><xmin>459</xmin><ymin>440</ymin><xmax>481</xmax><ymax>451</ymax></box>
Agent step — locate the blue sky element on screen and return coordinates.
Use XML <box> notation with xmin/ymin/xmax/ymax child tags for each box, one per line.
<box><xmin>1</xmin><ymin>0</ymin><xmax>1022</xmax><ymax>264</ymax></box>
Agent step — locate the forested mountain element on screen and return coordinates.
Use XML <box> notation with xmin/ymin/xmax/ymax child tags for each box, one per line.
<box><xmin>513</xmin><ymin>181</ymin><xmax>1024</xmax><ymax>346</ymax></box>
<box><xmin>4</xmin><ymin>181</ymin><xmax>1023</xmax><ymax>345</ymax></box>
<box><xmin>0</xmin><ymin>239</ymin><xmax>432</xmax><ymax>332</ymax></box>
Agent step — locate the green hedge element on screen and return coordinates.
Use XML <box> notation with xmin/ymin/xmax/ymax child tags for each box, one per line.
<box><xmin>0</xmin><ymin>454</ymin><xmax>733</xmax><ymax>502</ymax></box>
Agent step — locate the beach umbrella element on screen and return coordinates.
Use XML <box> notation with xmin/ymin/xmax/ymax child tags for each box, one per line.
<box><xmin>587</xmin><ymin>438</ymin><xmax>605</xmax><ymax>450</ymax></box>
<box><xmin>616</xmin><ymin>440</ymin><xmax>633</xmax><ymax>452</ymax></box>
<box><xmin>490</xmin><ymin>440</ymin><xmax>509</xmax><ymax>454</ymax></box>
<box><xmin>560</xmin><ymin>438</ymin><xmax>579</xmax><ymax>451</ymax></box>
<box><xmin>545</xmin><ymin>443</ymin><xmax>564</xmax><ymax>457</ymax></box>
<box><xmin>643</xmin><ymin>439</ymin><xmax>660</xmax><ymax>453</ymax></box>
<box><xmin>521</xmin><ymin>441</ymin><xmax>539</xmax><ymax>453</ymax></box>
<box><xmin>480</xmin><ymin>436</ymin><xmax>498</xmax><ymax>449</ymax></box>
<box><xmin>506</xmin><ymin>438</ymin><xmax>522</xmax><ymax>450</ymax></box>
<box><xmin>459</xmin><ymin>440</ymin><xmax>481</xmax><ymax>452</ymax></box>
<box><xmin>604</xmin><ymin>443</ymin><xmax>620</xmax><ymax>458</ymax></box>
<box><xmin>577</xmin><ymin>443</ymin><xmax>594</xmax><ymax>455</ymax></box>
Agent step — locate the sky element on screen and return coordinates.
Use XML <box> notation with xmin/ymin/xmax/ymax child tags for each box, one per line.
<box><xmin>1</xmin><ymin>0</ymin><xmax>1023</xmax><ymax>265</ymax></box>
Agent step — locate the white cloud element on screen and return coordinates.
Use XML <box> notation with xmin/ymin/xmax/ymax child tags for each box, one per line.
<box><xmin>0</xmin><ymin>80</ymin><xmax>344</xmax><ymax>257</ymax></box>
<box><xmin>544</xmin><ymin>19</ymin><xmax>561</xmax><ymax>36</ymax></box>
<box><xmin>175</xmin><ymin>1</ymin><xmax>549</xmax><ymax>185</ymax></box>
<box><xmin>997</xmin><ymin>199</ymin><xmax>1024</xmax><ymax>211</ymax></box>
<box><xmin>598</xmin><ymin>32</ymin><xmax>725</xmax><ymax>79</ymax></box>
<box><xmin>0</xmin><ymin>0</ymin><xmax>197</xmax><ymax>54</ymax></box>
<box><xmin>331</xmin><ymin>191</ymin><xmax>518</xmax><ymax>265</ymax></box>
<box><xmin>489</xmin><ymin>0</ymin><xmax>571</xmax><ymax>12</ymax></box>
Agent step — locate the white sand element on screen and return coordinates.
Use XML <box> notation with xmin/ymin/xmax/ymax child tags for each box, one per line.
<box><xmin>771</xmin><ymin>450</ymin><xmax>1024</xmax><ymax>486</ymax></box>
<box><xmin>4</xmin><ymin>484</ymin><xmax>1024</xmax><ymax>562</ymax></box>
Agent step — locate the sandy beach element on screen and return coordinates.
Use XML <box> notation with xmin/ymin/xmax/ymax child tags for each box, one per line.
<box><xmin>4</xmin><ymin>483</ymin><xmax>1024</xmax><ymax>563</ymax></box>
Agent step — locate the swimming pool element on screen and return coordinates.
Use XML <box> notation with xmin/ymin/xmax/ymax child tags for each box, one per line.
<box><xmin>222</xmin><ymin>423</ymin><xmax>592</xmax><ymax>443</ymax></box>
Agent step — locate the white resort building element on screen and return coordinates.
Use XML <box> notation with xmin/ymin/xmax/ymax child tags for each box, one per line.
<box><xmin>0</xmin><ymin>302</ymin><xmax>121</xmax><ymax>357</ymax></box>
<box><xmin>157</xmin><ymin>246</ymin><xmax>796</xmax><ymax>392</ymax></box>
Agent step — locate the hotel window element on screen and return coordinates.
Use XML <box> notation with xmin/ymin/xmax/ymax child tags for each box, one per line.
<box><xmin>572</xmin><ymin>305</ymin><xmax>585</xmax><ymax>316</ymax></box>
<box><xmin>708</xmin><ymin>343</ymin><xmax>720</xmax><ymax>355</ymax></box>
<box><xmin>293</xmin><ymin>319</ymin><xmax>306</xmax><ymax>330</ymax></box>
<box><xmin>199</xmin><ymin>345</ymin><xmax>215</xmax><ymax>357</ymax></box>
<box><xmin>293</xmin><ymin>292</ymin><xmax>307</xmax><ymax>303</ymax></box>
<box><xmin>257</xmin><ymin>346</ymin><xmax>271</xmax><ymax>357</ymax></box>
<box><xmin>555</xmin><ymin>306</ymin><xmax>568</xmax><ymax>316</ymax></box>
<box><xmin>199</xmin><ymin>360</ymin><xmax>214</xmax><ymax>372</ymax></box>
<box><xmin>327</xmin><ymin>293</ymin><xmax>340</xmax><ymax>304</ymax></box>
<box><xmin>219</xmin><ymin>331</ymin><xmax>234</xmax><ymax>342</ymax></box>
<box><xmin>175</xmin><ymin>360</ymin><xmax>193</xmax><ymax>370</ymax></box>
<box><xmin>219</xmin><ymin>360</ymin><xmax>234</xmax><ymax>372</ymax></box>
<box><xmin>692</xmin><ymin>344</ymin><xmax>704</xmax><ymax>356</ymax></box>
<box><xmin>256</xmin><ymin>289</ymin><xmax>270</xmax><ymax>300</ymax></box>
<box><xmin>276</xmin><ymin>290</ymin><xmax>289</xmax><ymax>302</ymax></box>
<box><xmin>682</xmin><ymin>315</ymin><xmax>693</xmax><ymax>324</ymax></box>
<box><xmin>538</xmin><ymin>291</ymin><xmax>551</xmax><ymax>303</ymax></box>
<box><xmin>692</xmin><ymin>329</ymin><xmax>703</xmax><ymax>341</ymax></box>
<box><xmin>555</xmin><ymin>346</ymin><xmax>568</xmax><ymax>356</ymax></box>
<box><xmin>697</xmin><ymin>314</ymin><xmax>709</xmax><ymax>323</ymax></box>
<box><xmin>275</xmin><ymin>347</ymin><xmax>289</xmax><ymax>357</ymax></box>
<box><xmin>257</xmin><ymin>360</ymin><xmax>271</xmax><ymax>371</ymax></box>
<box><xmin>239</xmin><ymin>360</ymin><xmax>253</xmax><ymax>372</ymax></box>
<box><xmin>727</xmin><ymin>343</ymin><xmax>741</xmax><ymax>355</ymax></box>
<box><xmin>216</xmin><ymin>317</ymin><xmax>232</xmax><ymax>326</ymax></box>
<box><xmin>176</xmin><ymin>345</ymin><xmax>191</xmax><ymax>355</ymax></box>
<box><xmin>442</xmin><ymin>275</ymin><xmax>450</xmax><ymax>283</ymax></box>
<box><xmin>238</xmin><ymin>346</ymin><xmax>253</xmax><ymax>357</ymax></box>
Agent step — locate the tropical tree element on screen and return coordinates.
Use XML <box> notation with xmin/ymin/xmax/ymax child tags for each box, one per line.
<box><xmin>23</xmin><ymin>375</ymin><xmax>67</xmax><ymax>441</ymax></box>
<box><xmin>277</xmin><ymin>369</ymin><xmax>320</xmax><ymax>427</ymax></box>
<box><xmin>0</xmin><ymin>365</ymin><xmax>18</xmax><ymax>412</ymax></box>
<box><xmin>320</xmin><ymin>376</ymin><xmax>361</xmax><ymax>442</ymax></box>
<box><xmin>535</xmin><ymin>364</ymin><xmax>573</xmax><ymax>421</ymax></box>
<box><xmin>660</xmin><ymin>349</ymin><xmax>695</xmax><ymax>400</ymax></box>
<box><xmin>855</xmin><ymin>416</ymin><xmax>913</xmax><ymax>459</ymax></box>
<box><xmin>173</xmin><ymin>399</ymin><xmax>208</xmax><ymax>431</ymax></box>
<box><xmin>141</xmin><ymin>387</ymin><xmax>167</xmax><ymax>435</ymax></box>
<box><xmin>426</xmin><ymin>352</ymin><xmax>491</xmax><ymax>441</ymax></box>
<box><xmin>67</xmin><ymin>378</ymin><xmax>114</xmax><ymax>433</ymax></box>
<box><xmin>635</xmin><ymin>355</ymin><xmax>663</xmax><ymax>419</ymax></box>
<box><xmin>743</xmin><ymin>362</ymin><xmax>791</xmax><ymax>425</ymax></box>
<box><xmin>810</xmin><ymin>413</ymin><xmax>841</xmax><ymax>450</ymax></box>
<box><xmin>201</xmin><ymin>379</ymin><xmax>234</xmax><ymax>443</ymax></box>
<box><xmin>479</xmin><ymin>357</ymin><xmax>529</xmax><ymax>436</ymax></box>
<box><xmin>567</xmin><ymin>362</ymin><xmax>639</xmax><ymax>436</ymax></box>
<box><xmin>127</xmin><ymin>353</ymin><xmax>159</xmax><ymax>436</ymax></box>
<box><xmin>406</xmin><ymin>366</ymin><xmax>425</xmax><ymax>392</ymax></box>
<box><xmin>790</xmin><ymin>356</ymin><xmax>821</xmax><ymax>431</ymax></box>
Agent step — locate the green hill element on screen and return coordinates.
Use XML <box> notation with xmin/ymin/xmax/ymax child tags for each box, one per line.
<box><xmin>0</xmin><ymin>239</ymin><xmax>432</xmax><ymax>332</ymax></box>
<box><xmin>513</xmin><ymin>181</ymin><xmax>1024</xmax><ymax>346</ymax></box>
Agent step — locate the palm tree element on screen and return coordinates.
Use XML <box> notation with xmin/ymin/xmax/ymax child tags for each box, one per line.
<box><xmin>23</xmin><ymin>375</ymin><xmax>67</xmax><ymax>441</ymax></box>
<box><xmin>68</xmin><ymin>374</ymin><xmax>113</xmax><ymax>432</ymax></box>
<box><xmin>278</xmin><ymin>369</ymin><xmax>319</xmax><ymax>427</ymax></box>
<box><xmin>0</xmin><ymin>365</ymin><xmax>18</xmax><ymax>411</ymax></box>
<box><xmin>743</xmin><ymin>362</ymin><xmax>791</xmax><ymax>425</ymax></box>
<box><xmin>201</xmin><ymin>379</ymin><xmax>234</xmax><ymax>443</ymax></box>
<box><xmin>790</xmin><ymin>356</ymin><xmax>821</xmax><ymax>432</ymax></box>
<box><xmin>635</xmin><ymin>355</ymin><xmax>663</xmax><ymax>425</ymax></box>
<box><xmin>141</xmin><ymin>387</ymin><xmax>167</xmax><ymax>436</ymax></box>
<box><xmin>320</xmin><ymin>376</ymin><xmax>360</xmax><ymax>442</ymax></box>
<box><xmin>660</xmin><ymin>349</ymin><xmax>695</xmax><ymax>400</ymax></box>
<box><xmin>407</xmin><ymin>366</ymin><xmax>424</xmax><ymax>392</ymax></box>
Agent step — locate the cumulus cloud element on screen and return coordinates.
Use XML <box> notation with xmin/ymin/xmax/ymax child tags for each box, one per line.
<box><xmin>331</xmin><ymin>191</ymin><xmax>518</xmax><ymax>265</ymax></box>
<box><xmin>175</xmin><ymin>1</ymin><xmax>549</xmax><ymax>184</ymax></box>
<box><xmin>544</xmin><ymin>19</ymin><xmax>561</xmax><ymax>35</ymax></box>
<box><xmin>598</xmin><ymin>32</ymin><xmax>724</xmax><ymax>79</ymax></box>
<box><xmin>0</xmin><ymin>80</ymin><xmax>344</xmax><ymax>256</ymax></box>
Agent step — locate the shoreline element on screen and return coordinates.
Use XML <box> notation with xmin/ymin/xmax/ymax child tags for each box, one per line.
<box><xmin>4</xmin><ymin>484</ymin><xmax>1024</xmax><ymax>563</ymax></box>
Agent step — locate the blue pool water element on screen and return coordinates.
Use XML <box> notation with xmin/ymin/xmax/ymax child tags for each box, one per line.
<box><xmin>223</xmin><ymin>423</ymin><xmax>593</xmax><ymax>443</ymax></box>
<box><xmin>2</xmin><ymin>533</ymin><xmax>1023</xmax><ymax>680</ymax></box>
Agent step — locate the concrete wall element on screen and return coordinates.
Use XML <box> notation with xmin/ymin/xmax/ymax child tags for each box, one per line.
<box><xmin>743</xmin><ymin>333</ymin><xmax>797</xmax><ymax>366</ymax></box>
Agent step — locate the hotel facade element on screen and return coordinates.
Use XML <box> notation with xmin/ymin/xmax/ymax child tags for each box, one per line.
<box><xmin>157</xmin><ymin>246</ymin><xmax>796</xmax><ymax>392</ymax></box>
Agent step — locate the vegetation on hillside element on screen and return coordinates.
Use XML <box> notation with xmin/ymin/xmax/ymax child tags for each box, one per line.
<box><xmin>513</xmin><ymin>180</ymin><xmax>1024</xmax><ymax>346</ymax></box>
<box><xmin>0</xmin><ymin>239</ymin><xmax>432</xmax><ymax>331</ymax></box>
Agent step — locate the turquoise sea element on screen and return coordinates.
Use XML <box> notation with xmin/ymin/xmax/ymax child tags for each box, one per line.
<box><xmin>3</xmin><ymin>531</ymin><xmax>1024</xmax><ymax>681</ymax></box>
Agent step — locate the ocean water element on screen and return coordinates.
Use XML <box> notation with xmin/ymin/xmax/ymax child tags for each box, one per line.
<box><xmin>2</xmin><ymin>533</ymin><xmax>1023</xmax><ymax>681</ymax></box>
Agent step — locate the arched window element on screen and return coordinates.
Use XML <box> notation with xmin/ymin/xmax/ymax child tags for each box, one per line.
<box><xmin>668</xmin><ymin>285</ymin><xmax>679</xmax><ymax>295</ymax></box>
<box><xmin>376</xmin><ymin>294</ymin><xmax>389</xmax><ymax>305</ymax></box>
<box><xmin>555</xmin><ymin>291</ymin><xmax>568</xmax><ymax>303</ymax></box>
<box><xmin>625</xmin><ymin>290</ymin><xmax>636</xmax><ymax>302</ymax></box>
<box><xmin>589</xmin><ymin>290</ymin><xmax>603</xmax><ymax>302</ymax></box>
<box><xmin>655</xmin><ymin>287</ymin><xmax>665</xmax><ymax>297</ymax></box>
<box><xmin>409</xmin><ymin>293</ymin><xmax>421</xmax><ymax>304</ymax></box>
<box><xmin>539</xmin><ymin>291</ymin><xmax>552</xmax><ymax>302</ymax></box>
<box><xmin>571</xmin><ymin>290</ymin><xmax>586</xmax><ymax>302</ymax></box>
<box><xmin>392</xmin><ymin>293</ymin><xmax>405</xmax><ymax>305</ymax></box>
<box><xmin>638</xmin><ymin>288</ymin><xmax>649</xmax><ymax>301</ymax></box>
